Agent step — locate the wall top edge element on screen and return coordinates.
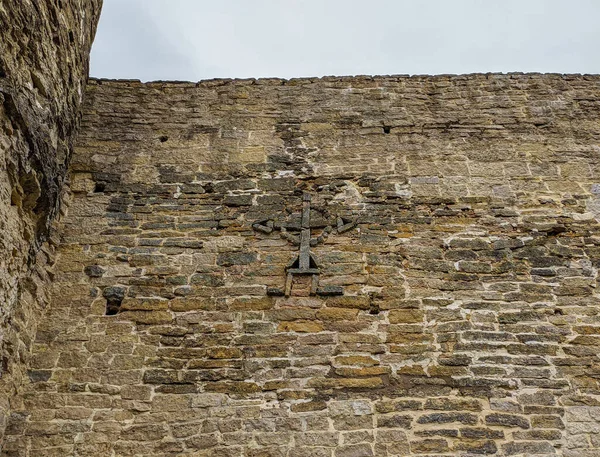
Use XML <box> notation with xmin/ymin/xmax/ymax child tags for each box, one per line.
<box><xmin>87</xmin><ymin>72</ymin><xmax>600</xmax><ymax>88</ymax></box>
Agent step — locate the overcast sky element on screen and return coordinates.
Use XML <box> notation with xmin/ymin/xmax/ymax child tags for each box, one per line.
<box><xmin>90</xmin><ymin>0</ymin><xmax>600</xmax><ymax>81</ymax></box>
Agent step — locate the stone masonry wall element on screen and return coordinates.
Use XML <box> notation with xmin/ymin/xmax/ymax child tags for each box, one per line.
<box><xmin>4</xmin><ymin>74</ymin><xmax>600</xmax><ymax>456</ymax></box>
<box><xmin>0</xmin><ymin>0</ymin><xmax>102</xmax><ymax>443</ymax></box>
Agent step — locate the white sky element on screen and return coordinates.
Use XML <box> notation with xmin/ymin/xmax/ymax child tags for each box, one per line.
<box><xmin>90</xmin><ymin>0</ymin><xmax>600</xmax><ymax>81</ymax></box>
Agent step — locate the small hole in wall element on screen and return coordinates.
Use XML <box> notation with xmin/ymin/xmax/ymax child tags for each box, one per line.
<box><xmin>369</xmin><ymin>301</ymin><xmax>380</xmax><ymax>315</ymax></box>
<box><xmin>68</xmin><ymin>30</ymin><xmax>75</xmax><ymax>43</ymax></box>
<box><xmin>103</xmin><ymin>286</ymin><xmax>125</xmax><ymax>316</ymax></box>
<box><xmin>94</xmin><ymin>182</ymin><xmax>105</xmax><ymax>193</ymax></box>
<box><xmin>159</xmin><ymin>135</ymin><xmax>169</xmax><ymax>143</ymax></box>
<box><xmin>383</xmin><ymin>126</ymin><xmax>391</xmax><ymax>134</ymax></box>
<box><xmin>105</xmin><ymin>299</ymin><xmax>122</xmax><ymax>316</ymax></box>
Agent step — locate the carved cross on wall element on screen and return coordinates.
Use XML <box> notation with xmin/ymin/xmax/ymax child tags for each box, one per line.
<box><xmin>253</xmin><ymin>192</ymin><xmax>357</xmax><ymax>297</ymax></box>
<box><xmin>286</xmin><ymin>193</ymin><xmax>320</xmax><ymax>296</ymax></box>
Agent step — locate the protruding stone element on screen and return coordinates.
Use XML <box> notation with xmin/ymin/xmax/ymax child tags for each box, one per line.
<box><xmin>84</xmin><ymin>265</ymin><xmax>106</xmax><ymax>277</ymax></box>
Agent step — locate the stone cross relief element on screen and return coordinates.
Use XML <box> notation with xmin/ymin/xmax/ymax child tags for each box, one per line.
<box><xmin>253</xmin><ymin>192</ymin><xmax>357</xmax><ymax>297</ymax></box>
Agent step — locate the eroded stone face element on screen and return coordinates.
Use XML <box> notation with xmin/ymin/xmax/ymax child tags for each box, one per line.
<box><xmin>0</xmin><ymin>0</ymin><xmax>102</xmax><ymax>443</ymax></box>
<box><xmin>3</xmin><ymin>74</ymin><xmax>600</xmax><ymax>456</ymax></box>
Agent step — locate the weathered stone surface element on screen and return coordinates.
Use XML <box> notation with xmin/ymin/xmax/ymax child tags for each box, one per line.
<box><xmin>0</xmin><ymin>0</ymin><xmax>101</xmax><ymax>444</ymax></box>
<box><xmin>4</xmin><ymin>56</ymin><xmax>600</xmax><ymax>456</ymax></box>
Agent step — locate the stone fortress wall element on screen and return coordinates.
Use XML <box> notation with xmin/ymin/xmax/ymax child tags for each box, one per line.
<box><xmin>3</xmin><ymin>74</ymin><xmax>600</xmax><ymax>456</ymax></box>
<box><xmin>0</xmin><ymin>0</ymin><xmax>102</xmax><ymax>442</ymax></box>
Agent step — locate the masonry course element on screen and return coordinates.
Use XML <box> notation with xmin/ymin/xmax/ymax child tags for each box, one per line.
<box><xmin>1</xmin><ymin>73</ymin><xmax>600</xmax><ymax>455</ymax></box>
